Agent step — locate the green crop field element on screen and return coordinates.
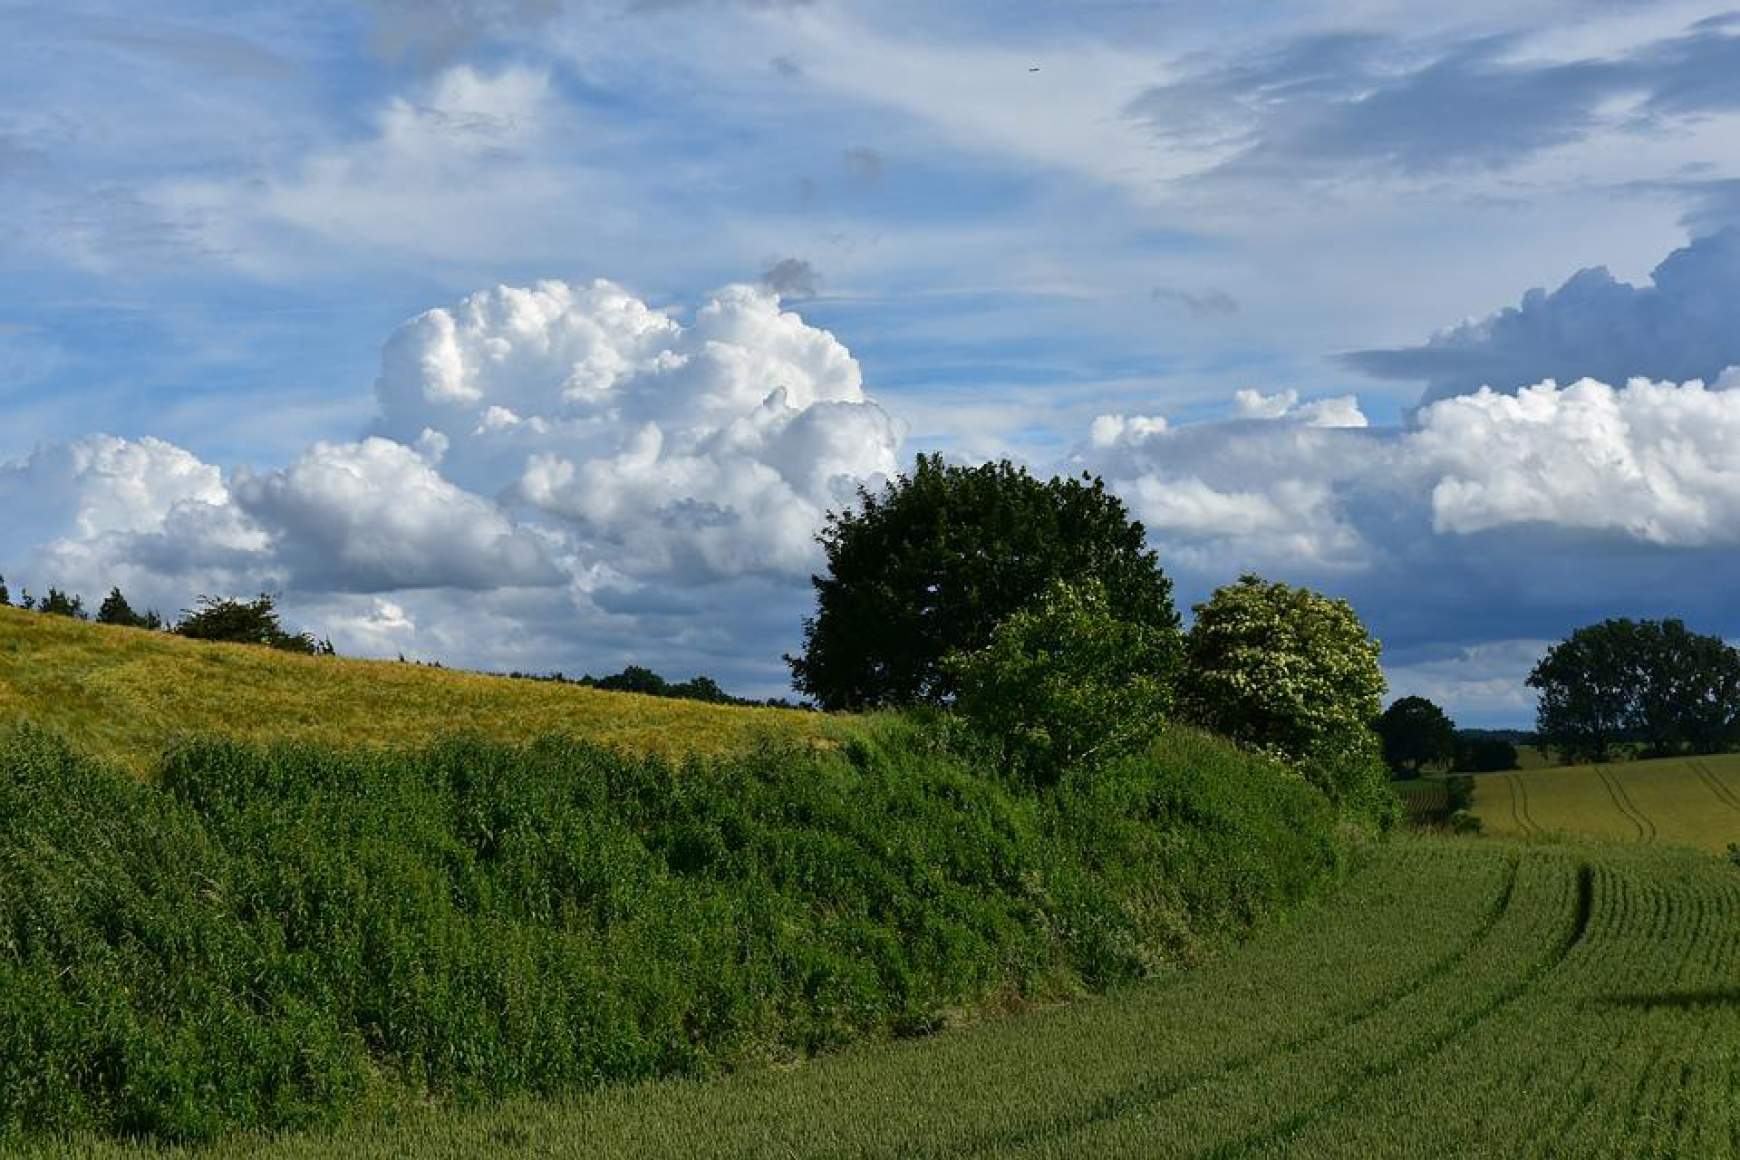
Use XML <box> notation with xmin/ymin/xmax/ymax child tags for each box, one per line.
<box><xmin>16</xmin><ymin>836</ymin><xmax>1736</xmax><ymax>1159</ymax></box>
<box><xmin>1472</xmin><ymin>755</ymin><xmax>1740</xmax><ymax>854</ymax></box>
<box><xmin>0</xmin><ymin>606</ymin><xmax>845</xmax><ymax>772</ymax></box>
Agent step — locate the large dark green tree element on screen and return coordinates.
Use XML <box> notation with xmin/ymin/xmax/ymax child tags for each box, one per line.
<box><xmin>788</xmin><ymin>453</ymin><xmax>1178</xmax><ymax>710</ymax></box>
<box><xmin>1376</xmin><ymin>696</ymin><xmax>1457</xmax><ymax>778</ymax></box>
<box><xmin>1529</xmin><ymin>618</ymin><xmax>1740</xmax><ymax>762</ymax></box>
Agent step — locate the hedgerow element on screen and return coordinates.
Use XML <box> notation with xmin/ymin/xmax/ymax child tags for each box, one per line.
<box><xmin>0</xmin><ymin>719</ymin><xmax>1341</xmax><ymax>1144</ymax></box>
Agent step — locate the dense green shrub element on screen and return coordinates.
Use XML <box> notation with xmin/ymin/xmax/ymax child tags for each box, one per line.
<box><xmin>0</xmin><ymin>721</ymin><xmax>1340</xmax><ymax>1144</ymax></box>
<box><xmin>944</xmin><ymin>578</ymin><xmax>1179</xmax><ymax>786</ymax></box>
<box><xmin>1181</xmin><ymin>574</ymin><xmax>1394</xmax><ymax>827</ymax></box>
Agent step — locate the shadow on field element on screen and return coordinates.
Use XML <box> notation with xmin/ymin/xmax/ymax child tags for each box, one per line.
<box><xmin>1597</xmin><ymin>987</ymin><xmax>1740</xmax><ymax>1010</ymax></box>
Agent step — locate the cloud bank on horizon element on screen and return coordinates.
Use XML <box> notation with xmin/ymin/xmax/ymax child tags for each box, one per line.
<box><xmin>5</xmin><ymin>1</ymin><xmax>1740</xmax><ymax>724</ymax></box>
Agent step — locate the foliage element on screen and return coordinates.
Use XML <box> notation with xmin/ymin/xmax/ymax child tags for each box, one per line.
<box><xmin>36</xmin><ymin>587</ymin><xmax>86</xmax><ymax>619</ymax></box>
<box><xmin>1454</xmin><ymin>734</ymin><xmax>1519</xmax><ymax>772</ymax></box>
<box><xmin>174</xmin><ymin>595</ymin><xmax>319</xmax><ymax>654</ymax></box>
<box><xmin>1376</xmin><ymin>696</ymin><xmax>1456</xmax><ymax>777</ymax></box>
<box><xmin>0</xmin><ymin>574</ymin><xmax>8</xmax><ymax>606</ymax></box>
<box><xmin>1529</xmin><ymin>618</ymin><xmax>1740</xmax><ymax>762</ymax></box>
<box><xmin>1180</xmin><ymin>574</ymin><xmax>1391</xmax><ymax>823</ymax></box>
<box><xmin>42</xmin><ymin>839</ymin><xmax>1740</xmax><ymax>1159</ymax></box>
<box><xmin>943</xmin><ymin>579</ymin><xmax>1179</xmax><ymax>786</ymax></box>
<box><xmin>1728</xmin><ymin>842</ymin><xmax>1740</xmax><ymax>868</ymax></box>
<box><xmin>0</xmin><ymin>720</ymin><xmax>1340</xmax><ymax>1144</ymax></box>
<box><xmin>95</xmin><ymin>587</ymin><xmax>162</xmax><ymax>630</ymax></box>
<box><xmin>789</xmin><ymin>453</ymin><xmax>1179</xmax><ymax>710</ymax></box>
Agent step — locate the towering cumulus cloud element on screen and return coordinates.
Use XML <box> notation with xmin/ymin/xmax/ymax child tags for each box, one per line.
<box><xmin>0</xmin><ymin>280</ymin><xmax>902</xmax><ymax>684</ymax></box>
<box><xmin>373</xmin><ymin>279</ymin><xmax>900</xmax><ymax>582</ymax></box>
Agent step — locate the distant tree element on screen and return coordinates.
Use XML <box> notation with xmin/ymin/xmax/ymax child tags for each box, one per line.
<box><xmin>588</xmin><ymin>665</ymin><xmax>671</xmax><ymax>696</ymax></box>
<box><xmin>667</xmin><ymin>675</ymin><xmax>731</xmax><ymax>704</ymax></box>
<box><xmin>95</xmin><ymin>587</ymin><xmax>159</xmax><ymax>629</ymax></box>
<box><xmin>175</xmin><ymin>595</ymin><xmax>318</xmax><ymax>654</ymax></box>
<box><xmin>0</xmin><ymin>574</ymin><xmax>9</xmax><ymax>606</ymax></box>
<box><xmin>1529</xmin><ymin>618</ymin><xmax>1740</xmax><ymax>762</ymax></box>
<box><xmin>1454</xmin><ymin>736</ymin><xmax>1519</xmax><ymax>772</ymax></box>
<box><xmin>1376</xmin><ymin>696</ymin><xmax>1457</xmax><ymax>778</ymax></box>
<box><xmin>945</xmin><ymin>578</ymin><xmax>1178</xmax><ymax>785</ymax></box>
<box><xmin>37</xmin><ymin>588</ymin><xmax>87</xmax><ymax>619</ymax></box>
<box><xmin>1182</xmin><ymin>574</ymin><xmax>1390</xmax><ymax>819</ymax></box>
<box><xmin>788</xmin><ymin>453</ymin><xmax>1179</xmax><ymax>711</ymax></box>
<box><xmin>1528</xmin><ymin>621</ymin><xmax>1639</xmax><ymax>764</ymax></box>
<box><xmin>18</xmin><ymin>589</ymin><xmax>34</xmax><ymax>611</ymax></box>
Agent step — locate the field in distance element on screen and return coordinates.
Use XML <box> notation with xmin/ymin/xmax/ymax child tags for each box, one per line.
<box><xmin>1472</xmin><ymin>754</ymin><xmax>1740</xmax><ymax>854</ymax></box>
<box><xmin>0</xmin><ymin>606</ymin><xmax>842</xmax><ymax>772</ymax></box>
<box><xmin>29</xmin><ymin>836</ymin><xmax>1739</xmax><ymax>1159</ymax></box>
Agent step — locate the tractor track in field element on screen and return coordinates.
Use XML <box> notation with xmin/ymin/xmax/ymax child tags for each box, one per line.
<box><xmin>1595</xmin><ymin>766</ymin><xmax>1657</xmax><ymax>844</ymax></box>
<box><xmin>1509</xmin><ymin>772</ymin><xmax>1543</xmax><ymax>835</ymax></box>
<box><xmin>1689</xmin><ymin>760</ymin><xmax>1740</xmax><ymax>818</ymax></box>
<box><xmin>1205</xmin><ymin>862</ymin><xmax>1596</xmax><ymax>1160</ymax></box>
<box><xmin>950</xmin><ymin>856</ymin><xmax>1526</xmax><ymax>1158</ymax></box>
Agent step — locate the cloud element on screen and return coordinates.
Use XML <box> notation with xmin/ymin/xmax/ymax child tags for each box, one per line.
<box><xmin>1347</xmin><ymin>230</ymin><xmax>1740</xmax><ymax>403</ymax></box>
<box><xmin>1078</xmin><ymin>375</ymin><xmax>1740</xmax><ymax>709</ymax></box>
<box><xmin>1152</xmin><ymin>286</ymin><xmax>1239</xmax><ymax>319</ymax></box>
<box><xmin>1414</xmin><ymin>378</ymin><xmax>1740</xmax><ymax>545</ymax></box>
<box><xmin>1232</xmin><ymin>388</ymin><xmax>1367</xmax><ymax>428</ymax></box>
<box><xmin>1126</xmin><ymin>22</ymin><xmax>1740</xmax><ymax>181</ymax></box>
<box><xmin>842</xmin><ymin>145</ymin><xmax>885</xmax><ymax>185</ymax></box>
<box><xmin>761</xmin><ymin>257</ymin><xmax>820</xmax><ymax>299</ymax></box>
<box><xmin>374</xmin><ymin>277</ymin><xmax>900</xmax><ymax>583</ymax></box>
<box><xmin>231</xmin><ymin>436</ymin><xmax>563</xmax><ymax>592</ymax></box>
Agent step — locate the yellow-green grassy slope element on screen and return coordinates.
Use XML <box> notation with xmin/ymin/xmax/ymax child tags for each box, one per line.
<box><xmin>1472</xmin><ymin>753</ymin><xmax>1740</xmax><ymax>854</ymax></box>
<box><xmin>0</xmin><ymin>605</ymin><xmax>845</xmax><ymax>773</ymax></box>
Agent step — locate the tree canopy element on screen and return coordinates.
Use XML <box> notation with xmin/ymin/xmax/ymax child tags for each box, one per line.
<box><xmin>1181</xmin><ymin>574</ymin><xmax>1390</xmax><ymax>819</ymax></box>
<box><xmin>1376</xmin><ymin>696</ymin><xmax>1457</xmax><ymax>778</ymax></box>
<box><xmin>945</xmin><ymin>578</ymin><xmax>1178</xmax><ymax>785</ymax></box>
<box><xmin>174</xmin><ymin>595</ymin><xmax>320</xmax><ymax>655</ymax></box>
<box><xmin>96</xmin><ymin>587</ymin><xmax>161</xmax><ymax>630</ymax></box>
<box><xmin>789</xmin><ymin>453</ymin><xmax>1179</xmax><ymax>710</ymax></box>
<box><xmin>1529</xmin><ymin>618</ymin><xmax>1740</xmax><ymax>762</ymax></box>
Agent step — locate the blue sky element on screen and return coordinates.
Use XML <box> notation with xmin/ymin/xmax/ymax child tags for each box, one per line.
<box><xmin>5</xmin><ymin>0</ymin><xmax>1740</xmax><ymax>725</ymax></box>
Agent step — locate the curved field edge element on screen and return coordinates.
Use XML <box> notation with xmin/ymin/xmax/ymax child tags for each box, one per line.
<box><xmin>0</xmin><ymin>605</ymin><xmax>847</xmax><ymax>772</ymax></box>
<box><xmin>19</xmin><ymin>837</ymin><xmax>1736</xmax><ymax>1159</ymax></box>
<box><xmin>0</xmin><ymin>720</ymin><xmax>1346</xmax><ymax>1146</ymax></box>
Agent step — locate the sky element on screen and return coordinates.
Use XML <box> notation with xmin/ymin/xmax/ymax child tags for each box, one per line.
<box><xmin>4</xmin><ymin>1</ymin><xmax>1740</xmax><ymax>725</ymax></box>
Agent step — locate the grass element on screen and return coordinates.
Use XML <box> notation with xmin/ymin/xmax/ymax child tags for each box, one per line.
<box><xmin>15</xmin><ymin>835</ymin><xmax>1737</xmax><ymax>1158</ymax></box>
<box><xmin>0</xmin><ymin>720</ymin><xmax>1343</xmax><ymax>1146</ymax></box>
<box><xmin>1472</xmin><ymin>754</ymin><xmax>1740</xmax><ymax>853</ymax></box>
<box><xmin>0</xmin><ymin>606</ymin><xmax>844</xmax><ymax>772</ymax></box>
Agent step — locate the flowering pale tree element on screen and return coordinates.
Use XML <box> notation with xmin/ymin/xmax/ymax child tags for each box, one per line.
<box><xmin>1181</xmin><ymin>574</ymin><xmax>1391</xmax><ymax>822</ymax></box>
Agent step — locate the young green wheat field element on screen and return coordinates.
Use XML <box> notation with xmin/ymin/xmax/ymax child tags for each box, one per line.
<box><xmin>3</xmin><ymin>611</ymin><xmax>1737</xmax><ymax>1157</ymax></box>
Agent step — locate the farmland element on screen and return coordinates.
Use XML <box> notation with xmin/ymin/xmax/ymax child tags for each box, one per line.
<box><xmin>1472</xmin><ymin>755</ymin><xmax>1740</xmax><ymax>854</ymax></box>
<box><xmin>20</xmin><ymin>836</ymin><xmax>1738</xmax><ymax>1159</ymax></box>
<box><xmin>0</xmin><ymin>606</ymin><xmax>843</xmax><ymax>772</ymax></box>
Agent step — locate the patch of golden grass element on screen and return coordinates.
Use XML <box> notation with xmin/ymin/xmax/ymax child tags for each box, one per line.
<box><xmin>0</xmin><ymin>605</ymin><xmax>849</xmax><ymax>774</ymax></box>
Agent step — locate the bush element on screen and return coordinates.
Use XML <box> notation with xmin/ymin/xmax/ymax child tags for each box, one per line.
<box><xmin>944</xmin><ymin>578</ymin><xmax>1179</xmax><ymax>786</ymax></box>
<box><xmin>175</xmin><ymin>595</ymin><xmax>318</xmax><ymax>654</ymax></box>
<box><xmin>0</xmin><ymin>721</ymin><xmax>1341</xmax><ymax>1143</ymax></box>
<box><xmin>1454</xmin><ymin>736</ymin><xmax>1519</xmax><ymax>772</ymax></box>
<box><xmin>1181</xmin><ymin>574</ymin><xmax>1393</xmax><ymax>826</ymax></box>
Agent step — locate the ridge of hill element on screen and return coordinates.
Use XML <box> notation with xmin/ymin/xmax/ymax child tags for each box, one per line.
<box><xmin>0</xmin><ymin>605</ymin><xmax>841</xmax><ymax>772</ymax></box>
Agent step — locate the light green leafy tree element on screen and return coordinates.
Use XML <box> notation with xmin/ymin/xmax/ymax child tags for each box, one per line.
<box><xmin>1182</xmin><ymin>574</ymin><xmax>1392</xmax><ymax>823</ymax></box>
<box><xmin>945</xmin><ymin>578</ymin><xmax>1179</xmax><ymax>786</ymax></box>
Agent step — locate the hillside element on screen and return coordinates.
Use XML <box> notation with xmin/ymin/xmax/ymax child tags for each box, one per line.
<box><xmin>1472</xmin><ymin>755</ymin><xmax>1740</xmax><ymax>854</ymax></box>
<box><xmin>28</xmin><ymin>836</ymin><xmax>1740</xmax><ymax>1158</ymax></box>
<box><xmin>0</xmin><ymin>605</ymin><xmax>841</xmax><ymax>772</ymax></box>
